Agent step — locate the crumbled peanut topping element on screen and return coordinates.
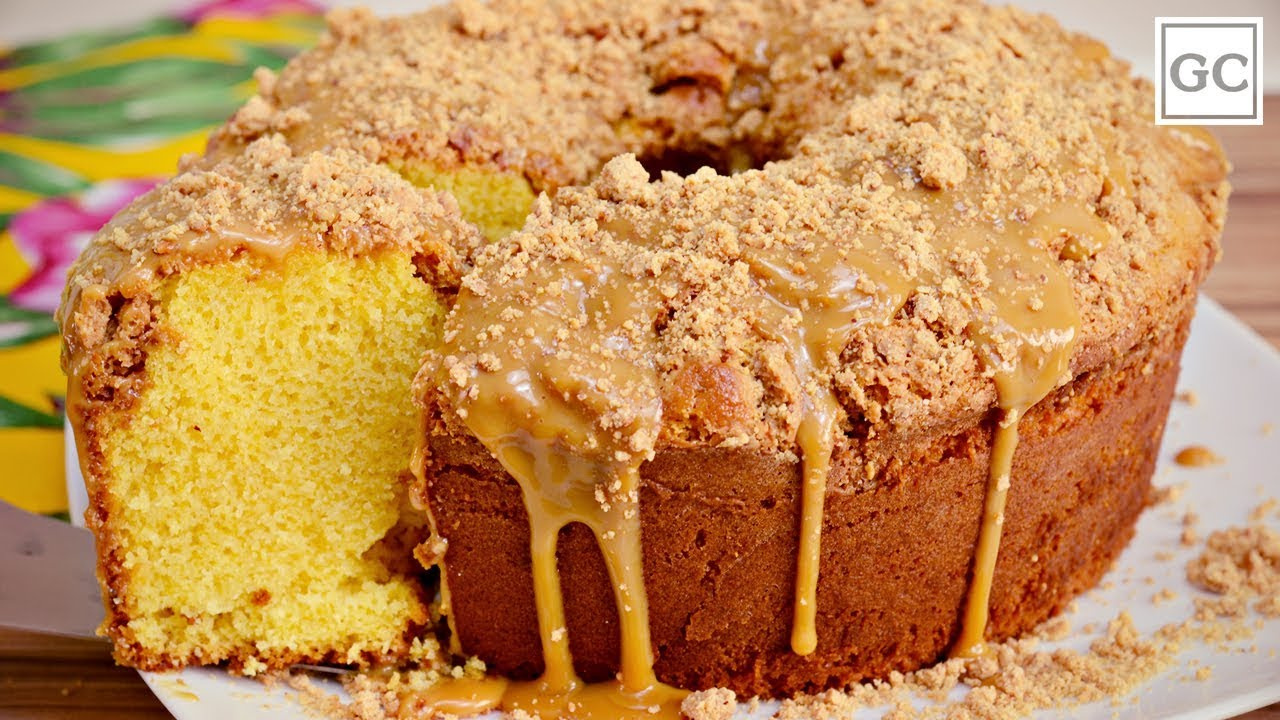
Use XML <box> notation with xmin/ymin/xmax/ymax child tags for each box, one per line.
<box><xmin>400</xmin><ymin>0</ymin><xmax>1228</xmax><ymax>453</ymax></box>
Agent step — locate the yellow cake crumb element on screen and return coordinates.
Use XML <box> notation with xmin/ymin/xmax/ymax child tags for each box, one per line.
<box><xmin>394</xmin><ymin>162</ymin><xmax>535</xmax><ymax>241</ymax></box>
<box><xmin>100</xmin><ymin>251</ymin><xmax>443</xmax><ymax>669</ymax></box>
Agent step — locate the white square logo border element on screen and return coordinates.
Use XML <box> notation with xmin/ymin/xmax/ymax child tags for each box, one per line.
<box><xmin>1155</xmin><ymin>17</ymin><xmax>1263</xmax><ymax>126</ymax></box>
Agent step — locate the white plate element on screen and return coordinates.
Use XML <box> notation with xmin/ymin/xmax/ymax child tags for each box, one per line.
<box><xmin>70</xmin><ymin>297</ymin><xmax>1278</xmax><ymax>719</ymax></box>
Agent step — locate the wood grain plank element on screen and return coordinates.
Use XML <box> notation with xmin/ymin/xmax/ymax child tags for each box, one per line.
<box><xmin>1205</xmin><ymin>95</ymin><xmax>1280</xmax><ymax>350</ymax></box>
<box><xmin>0</xmin><ymin>628</ymin><xmax>169</xmax><ymax>718</ymax></box>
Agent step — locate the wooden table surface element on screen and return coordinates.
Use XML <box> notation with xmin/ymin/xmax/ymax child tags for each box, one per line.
<box><xmin>2</xmin><ymin>99</ymin><xmax>1278</xmax><ymax>720</ymax></box>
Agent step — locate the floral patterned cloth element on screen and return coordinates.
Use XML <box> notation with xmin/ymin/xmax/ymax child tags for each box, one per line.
<box><xmin>0</xmin><ymin>0</ymin><xmax>321</xmax><ymax>515</ymax></box>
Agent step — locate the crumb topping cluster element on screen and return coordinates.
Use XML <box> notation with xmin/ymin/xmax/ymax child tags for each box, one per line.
<box><xmin>419</xmin><ymin>0</ymin><xmax>1229</xmax><ymax>453</ymax></box>
<box><xmin>68</xmin><ymin>135</ymin><xmax>468</xmax><ymax>294</ymax></box>
<box><xmin>210</xmin><ymin>0</ymin><xmax>777</xmax><ymax>190</ymax></box>
<box><xmin>58</xmin><ymin>135</ymin><xmax>472</xmax><ymax>395</ymax></box>
<box><xmin>60</xmin><ymin>0</ymin><xmax>1230</xmax><ymax>452</ymax></box>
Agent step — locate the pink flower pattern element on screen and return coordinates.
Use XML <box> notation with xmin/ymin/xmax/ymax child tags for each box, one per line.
<box><xmin>181</xmin><ymin>0</ymin><xmax>323</xmax><ymax>23</ymax></box>
<box><xmin>8</xmin><ymin>179</ymin><xmax>160</xmax><ymax>314</ymax></box>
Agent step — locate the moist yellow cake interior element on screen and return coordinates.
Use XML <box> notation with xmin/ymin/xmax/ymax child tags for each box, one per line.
<box><xmin>101</xmin><ymin>249</ymin><xmax>443</xmax><ymax>669</ymax></box>
<box><xmin>394</xmin><ymin>162</ymin><xmax>535</xmax><ymax>241</ymax></box>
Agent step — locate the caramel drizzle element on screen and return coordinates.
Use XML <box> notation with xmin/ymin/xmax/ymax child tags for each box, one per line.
<box><xmin>950</xmin><ymin>203</ymin><xmax>1102</xmax><ymax>656</ymax></box>
<box><xmin>426</xmin><ymin>251</ymin><xmax>686</xmax><ymax>718</ymax></box>
<box><xmin>418</xmin><ymin>180</ymin><xmax>1108</xmax><ymax>714</ymax></box>
<box><xmin>742</xmin><ymin>250</ymin><xmax>905</xmax><ymax>656</ymax></box>
<box><xmin>745</xmin><ymin>196</ymin><xmax>1102</xmax><ymax>656</ymax></box>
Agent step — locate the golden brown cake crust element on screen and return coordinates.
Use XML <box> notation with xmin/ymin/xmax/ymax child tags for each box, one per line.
<box><xmin>398</xmin><ymin>0</ymin><xmax>1230</xmax><ymax>698</ymax></box>
<box><xmin>422</xmin><ymin>293</ymin><xmax>1193</xmax><ymax>697</ymax></box>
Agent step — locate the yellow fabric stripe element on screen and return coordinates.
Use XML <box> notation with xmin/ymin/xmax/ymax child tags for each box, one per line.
<box><xmin>0</xmin><ymin>131</ymin><xmax>210</xmax><ymax>182</ymax></box>
<box><xmin>0</xmin><ymin>35</ymin><xmax>244</xmax><ymax>89</ymax></box>
<box><xmin>0</xmin><ymin>428</ymin><xmax>67</xmax><ymax>515</ymax></box>
<box><xmin>0</xmin><ymin>185</ymin><xmax>43</xmax><ymax>214</ymax></box>
<box><xmin>0</xmin><ymin>336</ymin><xmax>64</xmax><ymax>414</ymax></box>
<box><xmin>0</xmin><ymin>230</ymin><xmax>30</xmax><ymax>292</ymax></box>
<box><xmin>193</xmin><ymin>15</ymin><xmax>319</xmax><ymax>47</ymax></box>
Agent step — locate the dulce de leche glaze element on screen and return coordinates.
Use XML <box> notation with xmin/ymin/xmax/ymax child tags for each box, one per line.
<box><xmin>408</xmin><ymin>9</ymin><xmax>1228</xmax><ymax>703</ymax></box>
<box><xmin>412</xmin><ymin>95</ymin><xmax>1221</xmax><ymax>713</ymax></box>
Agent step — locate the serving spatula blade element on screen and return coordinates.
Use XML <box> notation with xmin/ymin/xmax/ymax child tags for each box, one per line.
<box><xmin>0</xmin><ymin>500</ymin><xmax>103</xmax><ymax>640</ymax></box>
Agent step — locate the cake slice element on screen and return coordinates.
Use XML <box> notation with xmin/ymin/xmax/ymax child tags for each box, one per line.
<box><xmin>57</xmin><ymin>135</ymin><xmax>474</xmax><ymax>673</ymax></box>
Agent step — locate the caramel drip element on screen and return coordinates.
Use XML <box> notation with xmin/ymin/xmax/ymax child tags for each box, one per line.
<box><xmin>744</xmin><ymin>195</ymin><xmax>1105</xmax><ymax>656</ymax></box>
<box><xmin>431</xmin><ymin>240</ymin><xmax>687</xmax><ymax>718</ymax></box>
<box><xmin>949</xmin><ymin>201</ymin><xmax>1108</xmax><ymax>657</ymax></box>
<box><xmin>955</xmin><ymin>412</ymin><xmax>1020</xmax><ymax>659</ymax></box>
<box><xmin>423</xmin><ymin>173</ymin><xmax>1107</xmax><ymax>709</ymax></box>
<box><xmin>399</xmin><ymin>676</ymin><xmax>510</xmax><ymax>718</ymax></box>
<box><xmin>1174</xmin><ymin>445</ymin><xmax>1224</xmax><ymax>468</ymax></box>
<box><xmin>741</xmin><ymin>240</ymin><xmax>911</xmax><ymax>656</ymax></box>
<box><xmin>790</xmin><ymin>409</ymin><xmax>836</xmax><ymax>655</ymax></box>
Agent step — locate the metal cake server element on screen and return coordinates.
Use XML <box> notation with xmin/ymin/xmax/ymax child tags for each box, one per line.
<box><xmin>0</xmin><ymin>500</ymin><xmax>104</xmax><ymax>640</ymax></box>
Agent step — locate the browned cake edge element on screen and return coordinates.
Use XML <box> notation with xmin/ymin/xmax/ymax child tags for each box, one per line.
<box><xmin>420</xmin><ymin>290</ymin><xmax>1194</xmax><ymax>698</ymax></box>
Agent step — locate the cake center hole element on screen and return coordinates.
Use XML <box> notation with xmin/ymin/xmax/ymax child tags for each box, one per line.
<box><xmin>635</xmin><ymin>143</ymin><xmax>781</xmax><ymax>180</ymax></box>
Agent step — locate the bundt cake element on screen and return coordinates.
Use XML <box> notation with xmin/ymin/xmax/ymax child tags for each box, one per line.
<box><xmin>58</xmin><ymin>0</ymin><xmax>1229</xmax><ymax>716</ymax></box>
